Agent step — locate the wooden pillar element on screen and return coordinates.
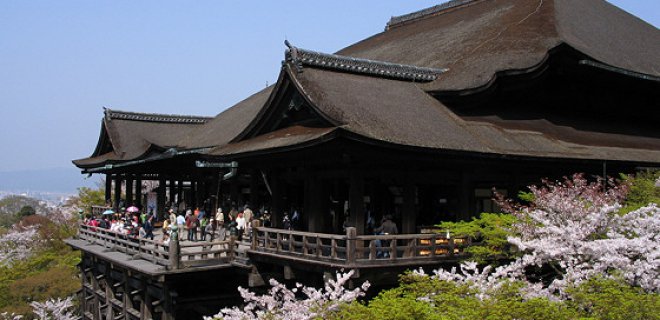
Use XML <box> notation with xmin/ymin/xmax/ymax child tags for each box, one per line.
<box><xmin>305</xmin><ymin>175</ymin><xmax>328</xmax><ymax>233</ymax></box>
<box><xmin>230</xmin><ymin>177</ymin><xmax>239</xmax><ymax>209</ymax></box>
<box><xmin>402</xmin><ymin>180</ymin><xmax>417</xmax><ymax>234</ymax></box>
<box><xmin>105</xmin><ymin>175</ymin><xmax>112</xmax><ymax>206</ymax></box>
<box><xmin>459</xmin><ymin>171</ymin><xmax>471</xmax><ymax>221</ymax></box>
<box><xmin>79</xmin><ymin>264</ymin><xmax>89</xmax><ymax>319</ymax></box>
<box><xmin>349</xmin><ymin>172</ymin><xmax>365</xmax><ymax>235</ymax></box>
<box><xmin>161</xmin><ymin>284</ymin><xmax>175</xmax><ymax>320</ymax></box>
<box><xmin>157</xmin><ymin>178</ymin><xmax>166</xmax><ymax>218</ymax></box>
<box><xmin>135</xmin><ymin>177</ymin><xmax>142</xmax><ymax>207</ymax></box>
<box><xmin>271</xmin><ymin>174</ymin><xmax>283</xmax><ymax>228</ymax></box>
<box><xmin>122</xmin><ymin>271</ymin><xmax>130</xmax><ymax>320</ymax></box>
<box><xmin>177</xmin><ymin>180</ymin><xmax>184</xmax><ymax>207</ymax></box>
<box><xmin>139</xmin><ymin>281</ymin><xmax>153</xmax><ymax>320</ymax></box>
<box><xmin>193</xmin><ymin>180</ymin><xmax>200</xmax><ymax>209</ymax></box>
<box><xmin>126</xmin><ymin>175</ymin><xmax>134</xmax><ymax>207</ymax></box>
<box><xmin>114</xmin><ymin>175</ymin><xmax>123</xmax><ymax>211</ymax></box>
<box><xmin>168</xmin><ymin>178</ymin><xmax>175</xmax><ymax>206</ymax></box>
<box><xmin>250</xmin><ymin>170</ymin><xmax>259</xmax><ymax>208</ymax></box>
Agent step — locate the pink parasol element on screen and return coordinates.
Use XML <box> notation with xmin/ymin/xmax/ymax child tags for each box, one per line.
<box><xmin>126</xmin><ymin>206</ymin><xmax>139</xmax><ymax>213</ymax></box>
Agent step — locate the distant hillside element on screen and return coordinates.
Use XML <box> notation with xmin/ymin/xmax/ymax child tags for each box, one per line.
<box><xmin>0</xmin><ymin>167</ymin><xmax>100</xmax><ymax>194</ymax></box>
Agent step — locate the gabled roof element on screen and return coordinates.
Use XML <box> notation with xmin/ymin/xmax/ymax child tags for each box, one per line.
<box><xmin>177</xmin><ymin>87</ymin><xmax>274</xmax><ymax>149</ymax></box>
<box><xmin>73</xmin><ymin>109</ymin><xmax>211</xmax><ymax>168</ymax></box>
<box><xmin>338</xmin><ymin>0</ymin><xmax>660</xmax><ymax>92</ymax></box>
<box><xmin>287</xmin><ymin>64</ymin><xmax>660</xmax><ymax>163</ymax></box>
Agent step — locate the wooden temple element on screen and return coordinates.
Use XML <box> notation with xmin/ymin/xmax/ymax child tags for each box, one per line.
<box><xmin>69</xmin><ymin>0</ymin><xmax>660</xmax><ymax>318</ymax></box>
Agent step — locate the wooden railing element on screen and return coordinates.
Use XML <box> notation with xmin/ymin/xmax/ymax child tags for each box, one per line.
<box><xmin>251</xmin><ymin>226</ymin><xmax>470</xmax><ymax>268</ymax></box>
<box><xmin>251</xmin><ymin>227</ymin><xmax>349</xmax><ymax>265</ymax></box>
<box><xmin>77</xmin><ymin>223</ymin><xmax>470</xmax><ymax>271</ymax></box>
<box><xmin>77</xmin><ymin>224</ymin><xmax>234</xmax><ymax>270</ymax></box>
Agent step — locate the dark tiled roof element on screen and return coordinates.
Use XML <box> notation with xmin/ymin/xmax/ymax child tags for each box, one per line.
<box><xmin>105</xmin><ymin>108</ymin><xmax>211</xmax><ymax>124</ymax></box>
<box><xmin>386</xmin><ymin>0</ymin><xmax>479</xmax><ymax>30</ymax></box>
<box><xmin>73</xmin><ymin>109</ymin><xmax>212</xmax><ymax>168</ymax></box>
<box><xmin>338</xmin><ymin>0</ymin><xmax>660</xmax><ymax>92</ymax></box>
<box><xmin>208</xmin><ymin>126</ymin><xmax>336</xmax><ymax>157</ymax></box>
<box><xmin>285</xmin><ymin>41</ymin><xmax>446</xmax><ymax>82</ymax></box>
<box><xmin>290</xmin><ymin>66</ymin><xmax>660</xmax><ymax>163</ymax></box>
<box><xmin>177</xmin><ymin>86</ymin><xmax>274</xmax><ymax>149</ymax></box>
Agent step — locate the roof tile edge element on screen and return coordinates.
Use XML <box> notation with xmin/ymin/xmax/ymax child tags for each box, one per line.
<box><xmin>284</xmin><ymin>41</ymin><xmax>447</xmax><ymax>82</ymax></box>
<box><xmin>386</xmin><ymin>0</ymin><xmax>479</xmax><ymax>30</ymax></box>
<box><xmin>104</xmin><ymin>108</ymin><xmax>212</xmax><ymax>124</ymax></box>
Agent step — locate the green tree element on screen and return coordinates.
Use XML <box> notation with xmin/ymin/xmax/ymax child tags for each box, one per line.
<box><xmin>621</xmin><ymin>170</ymin><xmax>660</xmax><ymax>212</ymax></box>
<box><xmin>71</xmin><ymin>186</ymin><xmax>106</xmax><ymax>211</ymax></box>
<box><xmin>436</xmin><ymin>213</ymin><xmax>519</xmax><ymax>264</ymax></box>
<box><xmin>16</xmin><ymin>205</ymin><xmax>36</xmax><ymax>218</ymax></box>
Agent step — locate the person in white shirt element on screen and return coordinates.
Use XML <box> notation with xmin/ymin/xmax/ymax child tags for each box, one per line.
<box><xmin>235</xmin><ymin>212</ymin><xmax>246</xmax><ymax>241</ymax></box>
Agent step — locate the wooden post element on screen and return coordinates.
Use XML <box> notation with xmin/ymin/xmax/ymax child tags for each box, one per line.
<box><xmin>169</xmin><ymin>228</ymin><xmax>180</xmax><ymax>270</ymax></box>
<box><xmin>168</xmin><ymin>178</ymin><xmax>175</xmax><ymax>206</ymax></box>
<box><xmin>402</xmin><ymin>181</ymin><xmax>416</xmax><ymax>234</ymax></box>
<box><xmin>346</xmin><ymin>227</ymin><xmax>356</xmax><ymax>265</ymax></box>
<box><xmin>114</xmin><ymin>175</ymin><xmax>123</xmax><ymax>211</ymax></box>
<box><xmin>79</xmin><ymin>264</ymin><xmax>89</xmax><ymax>318</ymax></box>
<box><xmin>230</xmin><ymin>177</ymin><xmax>239</xmax><ymax>209</ymax></box>
<box><xmin>126</xmin><ymin>175</ymin><xmax>134</xmax><ymax>207</ymax></box>
<box><xmin>271</xmin><ymin>173</ymin><xmax>282</xmax><ymax>228</ymax></box>
<box><xmin>158</xmin><ymin>178</ymin><xmax>166</xmax><ymax>218</ymax></box>
<box><xmin>135</xmin><ymin>177</ymin><xmax>142</xmax><ymax>207</ymax></box>
<box><xmin>138</xmin><ymin>281</ymin><xmax>152</xmax><ymax>320</ymax></box>
<box><xmin>251</xmin><ymin>220</ymin><xmax>261</xmax><ymax>250</ymax></box>
<box><xmin>177</xmin><ymin>180</ymin><xmax>183</xmax><ymax>206</ymax></box>
<box><xmin>250</xmin><ymin>169</ymin><xmax>259</xmax><ymax>209</ymax></box>
<box><xmin>304</xmin><ymin>174</ymin><xmax>324</xmax><ymax>232</ymax></box>
<box><xmin>161</xmin><ymin>284</ymin><xmax>175</xmax><ymax>320</ymax></box>
<box><xmin>459</xmin><ymin>171</ymin><xmax>471</xmax><ymax>221</ymax></box>
<box><xmin>349</xmin><ymin>173</ymin><xmax>365</xmax><ymax>235</ymax></box>
<box><xmin>105</xmin><ymin>175</ymin><xmax>112</xmax><ymax>206</ymax></box>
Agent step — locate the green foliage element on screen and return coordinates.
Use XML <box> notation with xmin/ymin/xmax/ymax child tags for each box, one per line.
<box><xmin>436</xmin><ymin>213</ymin><xmax>518</xmax><ymax>263</ymax></box>
<box><xmin>566</xmin><ymin>277</ymin><xmax>660</xmax><ymax>320</ymax></box>
<box><xmin>0</xmin><ymin>219</ymin><xmax>81</xmax><ymax>315</ymax></box>
<box><xmin>17</xmin><ymin>205</ymin><xmax>36</xmax><ymax>218</ymax></box>
<box><xmin>72</xmin><ymin>186</ymin><xmax>106</xmax><ymax>213</ymax></box>
<box><xmin>330</xmin><ymin>273</ymin><xmax>659</xmax><ymax>320</ymax></box>
<box><xmin>621</xmin><ymin>170</ymin><xmax>660</xmax><ymax>213</ymax></box>
<box><xmin>0</xmin><ymin>195</ymin><xmax>48</xmax><ymax>227</ymax></box>
<box><xmin>330</xmin><ymin>273</ymin><xmax>578</xmax><ymax>320</ymax></box>
<box><xmin>517</xmin><ymin>190</ymin><xmax>535</xmax><ymax>203</ymax></box>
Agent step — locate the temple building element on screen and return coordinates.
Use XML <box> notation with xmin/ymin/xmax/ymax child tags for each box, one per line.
<box><xmin>69</xmin><ymin>1</ymin><xmax>660</xmax><ymax>318</ymax></box>
<box><xmin>75</xmin><ymin>0</ymin><xmax>660</xmax><ymax>234</ymax></box>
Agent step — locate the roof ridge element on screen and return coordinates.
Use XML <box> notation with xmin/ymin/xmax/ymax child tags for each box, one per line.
<box><xmin>104</xmin><ymin>108</ymin><xmax>212</xmax><ymax>124</ymax></box>
<box><xmin>284</xmin><ymin>41</ymin><xmax>447</xmax><ymax>82</ymax></box>
<box><xmin>386</xmin><ymin>0</ymin><xmax>481</xmax><ymax>30</ymax></box>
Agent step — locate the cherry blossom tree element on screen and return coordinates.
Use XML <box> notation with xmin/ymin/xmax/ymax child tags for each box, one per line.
<box><xmin>205</xmin><ymin>270</ymin><xmax>370</xmax><ymax>320</ymax></box>
<box><xmin>429</xmin><ymin>174</ymin><xmax>659</xmax><ymax>299</ymax></box>
<box><xmin>30</xmin><ymin>297</ymin><xmax>77</xmax><ymax>320</ymax></box>
<box><xmin>0</xmin><ymin>297</ymin><xmax>75</xmax><ymax>320</ymax></box>
<box><xmin>0</xmin><ymin>226</ymin><xmax>39</xmax><ymax>266</ymax></box>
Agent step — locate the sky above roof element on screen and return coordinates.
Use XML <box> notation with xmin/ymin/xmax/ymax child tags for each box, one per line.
<box><xmin>0</xmin><ymin>0</ymin><xmax>658</xmax><ymax>173</ymax></box>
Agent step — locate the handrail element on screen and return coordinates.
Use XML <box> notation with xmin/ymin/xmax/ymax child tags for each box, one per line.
<box><xmin>77</xmin><ymin>223</ymin><xmax>234</xmax><ymax>270</ymax></box>
<box><xmin>250</xmin><ymin>226</ymin><xmax>470</xmax><ymax>267</ymax></box>
<box><xmin>77</xmin><ymin>223</ymin><xmax>471</xmax><ymax>271</ymax></box>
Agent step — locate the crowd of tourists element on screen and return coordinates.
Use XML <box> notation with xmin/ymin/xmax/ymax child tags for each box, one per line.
<box><xmin>160</xmin><ymin>204</ymin><xmax>276</xmax><ymax>244</ymax></box>
<box><xmin>81</xmin><ymin>208</ymin><xmax>156</xmax><ymax>240</ymax></box>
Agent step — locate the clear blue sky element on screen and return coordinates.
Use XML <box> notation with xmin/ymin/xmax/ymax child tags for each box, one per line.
<box><xmin>0</xmin><ymin>1</ymin><xmax>658</xmax><ymax>172</ymax></box>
